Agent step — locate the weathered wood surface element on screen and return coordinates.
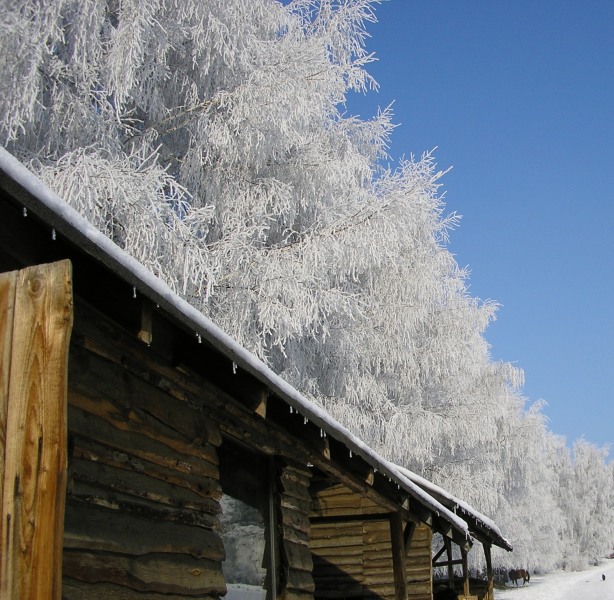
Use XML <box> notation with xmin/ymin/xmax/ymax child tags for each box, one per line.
<box><xmin>63</xmin><ymin>550</ymin><xmax>226</xmax><ymax>595</ymax></box>
<box><xmin>64</xmin><ymin>298</ymin><xmax>226</xmax><ymax>596</ymax></box>
<box><xmin>278</xmin><ymin>460</ymin><xmax>315</xmax><ymax>598</ymax></box>
<box><xmin>64</xmin><ymin>502</ymin><xmax>225</xmax><ymax>560</ymax></box>
<box><xmin>62</xmin><ymin>577</ymin><xmax>221</xmax><ymax>600</ymax></box>
<box><xmin>390</xmin><ymin>512</ymin><xmax>408</xmax><ymax>600</ymax></box>
<box><xmin>311</xmin><ymin>486</ymin><xmax>433</xmax><ymax>600</ymax></box>
<box><xmin>0</xmin><ymin>261</ymin><xmax>73</xmax><ymax>600</ymax></box>
<box><xmin>73</xmin><ymin>299</ymin><xmax>409</xmax><ymax>523</ymax></box>
<box><xmin>406</xmin><ymin>524</ymin><xmax>432</xmax><ymax>600</ymax></box>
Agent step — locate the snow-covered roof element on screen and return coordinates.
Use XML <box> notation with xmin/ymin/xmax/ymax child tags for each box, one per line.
<box><xmin>396</xmin><ymin>466</ymin><xmax>512</xmax><ymax>551</ymax></box>
<box><xmin>0</xmin><ymin>146</ymin><xmax>501</xmax><ymax>550</ymax></box>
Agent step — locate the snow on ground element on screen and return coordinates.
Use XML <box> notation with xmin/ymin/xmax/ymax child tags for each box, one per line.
<box><xmin>497</xmin><ymin>560</ymin><xmax>614</xmax><ymax>600</ymax></box>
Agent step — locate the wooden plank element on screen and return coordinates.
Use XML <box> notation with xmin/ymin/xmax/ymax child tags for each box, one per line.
<box><xmin>280</xmin><ymin>506</ymin><xmax>311</xmax><ymax>534</ymax></box>
<box><xmin>63</xmin><ymin>501</ymin><xmax>225</xmax><ymax>560</ymax></box>
<box><xmin>0</xmin><ymin>269</ymin><xmax>16</xmax><ymax>534</ymax></box>
<box><xmin>71</xmin><ymin>436</ymin><xmax>221</xmax><ymax>500</ymax></box>
<box><xmin>484</xmin><ymin>542</ymin><xmax>494</xmax><ymax>600</ymax></box>
<box><xmin>69</xmin><ymin>344</ymin><xmax>215</xmax><ymax>450</ymax></box>
<box><xmin>1</xmin><ymin>261</ymin><xmax>73</xmax><ymax>600</ymax></box>
<box><xmin>309</xmin><ymin>534</ymin><xmax>363</xmax><ymax>549</ymax></box>
<box><xmin>387</xmin><ymin>513</ymin><xmax>408</xmax><ymax>600</ymax></box>
<box><xmin>68</xmin><ymin>482</ymin><xmax>220</xmax><ymax>529</ymax></box>
<box><xmin>68</xmin><ymin>404</ymin><xmax>220</xmax><ymax>479</ymax></box>
<box><xmin>62</xmin><ymin>577</ymin><xmax>220</xmax><ymax>599</ymax></box>
<box><xmin>281</xmin><ymin>539</ymin><xmax>314</xmax><ymax>572</ymax></box>
<box><xmin>69</xmin><ymin>457</ymin><xmax>221</xmax><ymax>513</ymax></box>
<box><xmin>63</xmin><ymin>550</ymin><xmax>225</xmax><ymax>595</ymax></box>
<box><xmin>284</xmin><ymin>568</ymin><xmax>316</xmax><ymax>593</ymax></box>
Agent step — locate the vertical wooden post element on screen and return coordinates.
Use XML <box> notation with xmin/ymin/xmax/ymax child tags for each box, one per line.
<box><xmin>461</xmin><ymin>548</ymin><xmax>470</xmax><ymax>598</ymax></box>
<box><xmin>0</xmin><ymin>261</ymin><xmax>73</xmax><ymax>600</ymax></box>
<box><xmin>484</xmin><ymin>542</ymin><xmax>494</xmax><ymax>600</ymax></box>
<box><xmin>444</xmin><ymin>537</ymin><xmax>454</xmax><ymax>589</ymax></box>
<box><xmin>389</xmin><ymin>512</ymin><xmax>408</xmax><ymax>600</ymax></box>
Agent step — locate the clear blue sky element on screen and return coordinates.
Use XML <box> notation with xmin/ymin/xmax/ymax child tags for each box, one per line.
<box><xmin>346</xmin><ymin>0</ymin><xmax>614</xmax><ymax>457</ymax></box>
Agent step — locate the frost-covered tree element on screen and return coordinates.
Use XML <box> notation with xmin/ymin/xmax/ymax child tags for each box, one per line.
<box><xmin>556</xmin><ymin>439</ymin><xmax>614</xmax><ymax>569</ymax></box>
<box><xmin>2</xmin><ymin>0</ymin><xmax>611</xmax><ymax>574</ymax></box>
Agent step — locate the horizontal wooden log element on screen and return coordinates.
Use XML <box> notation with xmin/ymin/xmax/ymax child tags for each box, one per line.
<box><xmin>311</xmin><ymin>521</ymin><xmax>362</xmax><ymax>534</ymax></box>
<box><xmin>69</xmin><ymin>405</ymin><xmax>219</xmax><ymax>478</ymax></box>
<box><xmin>75</xmin><ymin>305</ymin><xmax>411</xmax><ymax>523</ymax></box>
<box><xmin>405</xmin><ymin>565</ymin><xmax>431</xmax><ymax>577</ymax></box>
<box><xmin>64</xmin><ymin>501</ymin><xmax>225</xmax><ymax>561</ymax></box>
<box><xmin>281</xmin><ymin>525</ymin><xmax>310</xmax><ymax>546</ymax></box>
<box><xmin>312</xmin><ymin>548</ymin><xmax>362</xmax><ymax>569</ymax></box>
<box><xmin>69</xmin><ymin>389</ymin><xmax>214</xmax><ymax>463</ymax></box>
<box><xmin>69</xmin><ymin>457</ymin><xmax>221</xmax><ymax>513</ymax></box>
<box><xmin>284</xmin><ymin>568</ymin><xmax>315</xmax><ymax>593</ymax></box>
<box><xmin>312</xmin><ymin>584</ymin><xmax>363</xmax><ymax>598</ymax></box>
<box><xmin>279</xmin><ymin>463</ymin><xmax>312</xmax><ymax>488</ymax></box>
<box><xmin>280</xmin><ymin>506</ymin><xmax>311</xmax><ymax>535</ymax></box>
<box><xmin>280</xmin><ymin>494</ymin><xmax>311</xmax><ymax>516</ymax></box>
<box><xmin>309</xmin><ymin>534</ymin><xmax>363</xmax><ymax>550</ymax></box>
<box><xmin>312</xmin><ymin>563</ymin><xmax>364</xmax><ymax>578</ymax></box>
<box><xmin>69</xmin><ymin>344</ymin><xmax>215</xmax><ymax>446</ymax></box>
<box><xmin>63</xmin><ymin>550</ymin><xmax>225</xmax><ymax>596</ymax></box>
<box><xmin>279</xmin><ymin>478</ymin><xmax>313</xmax><ymax>502</ymax></box>
<box><xmin>281</xmin><ymin>539</ymin><xmax>313</xmax><ymax>572</ymax></box>
<box><xmin>68</xmin><ymin>482</ymin><xmax>220</xmax><ymax>529</ymax></box>
<box><xmin>71</xmin><ymin>436</ymin><xmax>221</xmax><ymax>500</ymax></box>
<box><xmin>311</xmin><ymin>545</ymin><xmax>363</xmax><ymax>559</ymax></box>
<box><xmin>62</xmin><ymin>577</ymin><xmax>221</xmax><ymax>599</ymax></box>
<box><xmin>282</xmin><ymin>589</ymin><xmax>316</xmax><ymax>600</ymax></box>
<box><xmin>363</xmin><ymin>556</ymin><xmax>393</xmax><ymax>569</ymax></box>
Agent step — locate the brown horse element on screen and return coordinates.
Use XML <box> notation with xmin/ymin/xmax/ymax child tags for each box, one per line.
<box><xmin>509</xmin><ymin>569</ymin><xmax>530</xmax><ymax>586</ymax></box>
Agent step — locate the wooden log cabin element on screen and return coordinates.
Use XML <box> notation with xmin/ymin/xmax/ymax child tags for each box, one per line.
<box><xmin>0</xmin><ymin>148</ymin><xmax>510</xmax><ymax>600</ymax></box>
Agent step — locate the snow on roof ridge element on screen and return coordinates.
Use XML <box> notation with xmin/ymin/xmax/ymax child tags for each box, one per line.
<box><xmin>395</xmin><ymin>464</ymin><xmax>511</xmax><ymax>546</ymax></box>
<box><xmin>0</xmin><ymin>146</ymin><xmax>470</xmax><ymax>540</ymax></box>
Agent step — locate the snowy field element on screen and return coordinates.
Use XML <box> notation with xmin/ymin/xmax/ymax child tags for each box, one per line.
<box><xmin>497</xmin><ymin>561</ymin><xmax>614</xmax><ymax>600</ymax></box>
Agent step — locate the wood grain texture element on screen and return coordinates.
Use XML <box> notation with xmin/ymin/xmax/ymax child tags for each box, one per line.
<box><xmin>0</xmin><ymin>261</ymin><xmax>73</xmax><ymax>600</ymax></box>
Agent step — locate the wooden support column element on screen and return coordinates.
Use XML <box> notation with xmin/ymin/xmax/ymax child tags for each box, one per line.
<box><xmin>484</xmin><ymin>542</ymin><xmax>494</xmax><ymax>600</ymax></box>
<box><xmin>444</xmin><ymin>538</ymin><xmax>454</xmax><ymax>589</ymax></box>
<box><xmin>0</xmin><ymin>261</ymin><xmax>73</xmax><ymax>600</ymax></box>
<box><xmin>389</xmin><ymin>512</ymin><xmax>408</xmax><ymax>600</ymax></box>
<box><xmin>461</xmin><ymin>548</ymin><xmax>470</xmax><ymax>598</ymax></box>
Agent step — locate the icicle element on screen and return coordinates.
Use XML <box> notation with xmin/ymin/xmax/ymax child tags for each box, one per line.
<box><xmin>232</xmin><ymin>362</ymin><xmax>237</xmax><ymax>374</ymax></box>
<box><xmin>51</xmin><ymin>228</ymin><xmax>56</xmax><ymax>240</ymax></box>
<box><xmin>349</xmin><ymin>450</ymin><xmax>352</xmax><ymax>458</ymax></box>
<box><xmin>132</xmin><ymin>286</ymin><xmax>137</xmax><ymax>298</ymax></box>
<box><xmin>289</xmin><ymin>406</ymin><xmax>293</xmax><ymax>414</ymax></box>
<box><xmin>196</xmin><ymin>333</ymin><xmax>202</xmax><ymax>343</ymax></box>
<box><xmin>22</xmin><ymin>207</ymin><xmax>27</xmax><ymax>217</ymax></box>
<box><xmin>303</xmin><ymin>416</ymin><xmax>308</xmax><ymax>425</ymax></box>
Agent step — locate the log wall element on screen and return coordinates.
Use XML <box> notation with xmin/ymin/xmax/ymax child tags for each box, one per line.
<box><xmin>62</xmin><ymin>297</ymin><xmax>321</xmax><ymax>600</ymax></box>
<box><xmin>406</xmin><ymin>523</ymin><xmax>432</xmax><ymax>600</ymax></box>
<box><xmin>310</xmin><ymin>485</ymin><xmax>432</xmax><ymax>600</ymax></box>
<box><xmin>278</xmin><ymin>460</ymin><xmax>315</xmax><ymax>600</ymax></box>
<box><xmin>62</xmin><ymin>300</ymin><xmax>227</xmax><ymax>598</ymax></box>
